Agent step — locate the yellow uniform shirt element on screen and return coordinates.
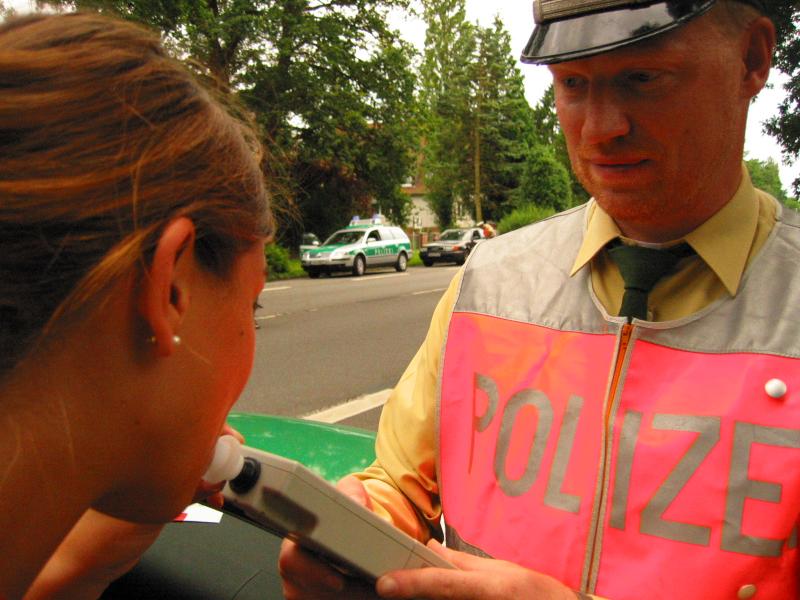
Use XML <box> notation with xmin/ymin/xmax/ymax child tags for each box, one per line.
<box><xmin>356</xmin><ymin>166</ymin><xmax>779</xmax><ymax>543</ymax></box>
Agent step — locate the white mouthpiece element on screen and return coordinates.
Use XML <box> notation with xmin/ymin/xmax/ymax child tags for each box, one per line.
<box><xmin>203</xmin><ymin>435</ymin><xmax>244</xmax><ymax>484</ymax></box>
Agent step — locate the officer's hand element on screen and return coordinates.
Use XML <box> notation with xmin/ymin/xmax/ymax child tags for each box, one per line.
<box><xmin>375</xmin><ymin>540</ymin><xmax>577</xmax><ymax>600</ymax></box>
<box><xmin>278</xmin><ymin>475</ymin><xmax>380</xmax><ymax>600</ymax></box>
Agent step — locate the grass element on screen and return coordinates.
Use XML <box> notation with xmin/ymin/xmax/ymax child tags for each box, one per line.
<box><xmin>269</xmin><ymin>258</ymin><xmax>306</xmax><ymax>281</ymax></box>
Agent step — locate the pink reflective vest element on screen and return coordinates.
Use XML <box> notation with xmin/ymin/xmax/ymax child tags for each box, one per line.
<box><xmin>438</xmin><ymin>203</ymin><xmax>800</xmax><ymax>599</ymax></box>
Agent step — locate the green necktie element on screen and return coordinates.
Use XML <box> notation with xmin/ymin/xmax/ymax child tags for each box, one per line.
<box><xmin>607</xmin><ymin>241</ymin><xmax>693</xmax><ymax>321</ymax></box>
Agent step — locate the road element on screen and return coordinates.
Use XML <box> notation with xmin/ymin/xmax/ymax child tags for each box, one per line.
<box><xmin>233</xmin><ymin>265</ymin><xmax>459</xmax><ymax>430</ymax></box>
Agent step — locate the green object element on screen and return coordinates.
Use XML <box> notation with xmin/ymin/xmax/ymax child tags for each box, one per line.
<box><xmin>227</xmin><ymin>412</ymin><xmax>376</xmax><ymax>483</ymax></box>
<box><xmin>608</xmin><ymin>242</ymin><xmax>694</xmax><ymax>321</ymax></box>
<box><xmin>497</xmin><ymin>204</ymin><xmax>556</xmax><ymax>234</ymax></box>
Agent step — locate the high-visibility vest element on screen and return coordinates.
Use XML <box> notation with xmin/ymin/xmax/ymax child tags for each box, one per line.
<box><xmin>438</xmin><ymin>202</ymin><xmax>800</xmax><ymax>599</ymax></box>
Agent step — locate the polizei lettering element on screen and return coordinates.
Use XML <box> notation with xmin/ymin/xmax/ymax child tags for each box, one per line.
<box><xmin>473</xmin><ymin>373</ymin><xmax>800</xmax><ymax>558</ymax></box>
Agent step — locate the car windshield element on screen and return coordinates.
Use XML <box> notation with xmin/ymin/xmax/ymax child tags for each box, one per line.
<box><xmin>439</xmin><ymin>229</ymin><xmax>464</xmax><ymax>241</ymax></box>
<box><xmin>324</xmin><ymin>230</ymin><xmax>364</xmax><ymax>245</ymax></box>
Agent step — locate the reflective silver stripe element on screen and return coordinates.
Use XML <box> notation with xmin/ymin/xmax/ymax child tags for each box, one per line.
<box><xmin>475</xmin><ymin>373</ymin><xmax>499</xmax><ymax>433</ymax></box>
<box><xmin>471</xmin><ymin>373</ymin><xmax>500</xmax><ymax>473</ymax></box>
<box><xmin>445</xmin><ymin>525</ymin><xmax>494</xmax><ymax>558</ymax></box>
<box><xmin>722</xmin><ymin>422</ymin><xmax>800</xmax><ymax>557</ymax></box>
<box><xmin>640</xmin><ymin>414</ymin><xmax>720</xmax><ymax>546</ymax></box>
<box><xmin>545</xmin><ymin>395</ymin><xmax>584</xmax><ymax>514</ymax></box>
<box><xmin>495</xmin><ymin>389</ymin><xmax>553</xmax><ymax>497</ymax></box>
<box><xmin>457</xmin><ymin>199</ymin><xmax>800</xmax><ymax>360</ymax></box>
<box><xmin>455</xmin><ymin>204</ymin><xmax>613</xmax><ymax>337</ymax></box>
<box><xmin>636</xmin><ymin>205</ymin><xmax>800</xmax><ymax>358</ymax></box>
<box><xmin>610</xmin><ymin>410</ymin><xmax>642</xmax><ymax>530</ymax></box>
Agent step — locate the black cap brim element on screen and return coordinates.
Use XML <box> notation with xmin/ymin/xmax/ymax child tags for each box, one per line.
<box><xmin>521</xmin><ymin>1</ymin><xmax>716</xmax><ymax>65</ymax></box>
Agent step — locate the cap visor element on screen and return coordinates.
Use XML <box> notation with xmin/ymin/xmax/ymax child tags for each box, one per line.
<box><xmin>521</xmin><ymin>1</ymin><xmax>715</xmax><ymax>65</ymax></box>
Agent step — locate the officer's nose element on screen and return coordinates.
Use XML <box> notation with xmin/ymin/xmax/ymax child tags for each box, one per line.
<box><xmin>580</xmin><ymin>88</ymin><xmax>631</xmax><ymax>146</ymax></box>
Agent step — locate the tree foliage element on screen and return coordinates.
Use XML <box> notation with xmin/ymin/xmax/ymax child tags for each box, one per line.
<box><xmin>762</xmin><ymin>2</ymin><xmax>800</xmax><ymax>193</ymax></box>
<box><xmin>419</xmin><ymin>2</ymin><xmax>539</xmax><ymax>227</ymax></box>
<box><xmin>497</xmin><ymin>203</ymin><xmax>556</xmax><ymax>235</ymax></box>
<box><xmin>513</xmin><ymin>145</ymin><xmax>572</xmax><ymax>211</ymax></box>
<box><xmin>419</xmin><ymin>0</ymin><xmax>474</xmax><ymax>227</ymax></box>
<box><xmin>745</xmin><ymin>157</ymin><xmax>789</xmax><ymax>202</ymax></box>
<box><xmin>469</xmin><ymin>17</ymin><xmax>537</xmax><ymax>222</ymax></box>
<box><xmin>41</xmin><ymin>0</ymin><xmax>420</xmax><ymax>244</ymax></box>
<box><xmin>531</xmin><ymin>84</ymin><xmax>588</xmax><ymax>206</ymax></box>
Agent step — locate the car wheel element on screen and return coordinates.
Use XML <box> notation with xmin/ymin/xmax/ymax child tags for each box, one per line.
<box><xmin>307</xmin><ymin>269</ymin><xmax>320</xmax><ymax>279</ymax></box>
<box><xmin>422</xmin><ymin>259</ymin><xmax>433</xmax><ymax>267</ymax></box>
<box><xmin>395</xmin><ymin>252</ymin><xmax>408</xmax><ymax>272</ymax></box>
<box><xmin>352</xmin><ymin>255</ymin><xmax>366</xmax><ymax>277</ymax></box>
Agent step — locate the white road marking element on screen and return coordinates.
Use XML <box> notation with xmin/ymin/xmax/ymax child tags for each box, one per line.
<box><xmin>262</xmin><ymin>285</ymin><xmax>291</xmax><ymax>292</ymax></box>
<box><xmin>255</xmin><ymin>314</ymin><xmax>277</xmax><ymax>321</ymax></box>
<box><xmin>412</xmin><ymin>287</ymin><xmax>447</xmax><ymax>296</ymax></box>
<box><xmin>302</xmin><ymin>389</ymin><xmax>392</xmax><ymax>423</ymax></box>
<box><xmin>348</xmin><ymin>273</ymin><xmax>409</xmax><ymax>282</ymax></box>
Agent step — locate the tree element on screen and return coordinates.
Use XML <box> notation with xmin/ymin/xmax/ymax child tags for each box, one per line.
<box><xmin>419</xmin><ymin>0</ymin><xmax>475</xmax><ymax>227</ymax></box>
<box><xmin>745</xmin><ymin>156</ymin><xmax>789</xmax><ymax>201</ymax></box>
<box><xmin>513</xmin><ymin>144</ymin><xmax>572</xmax><ymax>211</ymax></box>
<box><xmin>44</xmin><ymin>0</ymin><xmax>420</xmax><ymax>244</ymax></box>
<box><xmin>761</xmin><ymin>2</ymin><xmax>800</xmax><ymax>193</ymax></box>
<box><xmin>420</xmin><ymin>4</ymin><xmax>540</xmax><ymax>226</ymax></box>
<box><xmin>531</xmin><ymin>84</ymin><xmax>588</xmax><ymax>206</ymax></box>
<box><xmin>468</xmin><ymin>17</ymin><xmax>537</xmax><ymax>222</ymax></box>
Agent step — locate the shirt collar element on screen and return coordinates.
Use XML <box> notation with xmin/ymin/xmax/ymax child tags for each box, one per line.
<box><xmin>570</xmin><ymin>164</ymin><xmax>759</xmax><ymax>296</ymax></box>
<box><xmin>570</xmin><ymin>202</ymin><xmax>620</xmax><ymax>276</ymax></box>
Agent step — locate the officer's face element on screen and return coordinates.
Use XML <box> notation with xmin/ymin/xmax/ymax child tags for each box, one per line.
<box><xmin>549</xmin><ymin>10</ymin><xmax>767</xmax><ymax>242</ymax></box>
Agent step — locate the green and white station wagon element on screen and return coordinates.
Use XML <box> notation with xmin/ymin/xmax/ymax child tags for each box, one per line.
<box><xmin>301</xmin><ymin>218</ymin><xmax>412</xmax><ymax>277</ymax></box>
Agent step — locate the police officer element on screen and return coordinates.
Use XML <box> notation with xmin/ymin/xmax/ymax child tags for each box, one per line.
<box><xmin>280</xmin><ymin>2</ymin><xmax>789</xmax><ymax>599</ymax></box>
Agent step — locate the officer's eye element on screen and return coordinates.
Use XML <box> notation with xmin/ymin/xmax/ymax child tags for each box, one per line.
<box><xmin>627</xmin><ymin>71</ymin><xmax>658</xmax><ymax>84</ymax></box>
<box><xmin>560</xmin><ymin>75</ymin><xmax>584</xmax><ymax>89</ymax></box>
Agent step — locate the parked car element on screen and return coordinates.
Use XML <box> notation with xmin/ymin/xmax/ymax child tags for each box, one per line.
<box><xmin>420</xmin><ymin>227</ymin><xmax>484</xmax><ymax>266</ymax></box>
<box><xmin>102</xmin><ymin>413</ymin><xmax>376</xmax><ymax>599</ymax></box>
<box><xmin>301</xmin><ymin>224</ymin><xmax>412</xmax><ymax>277</ymax></box>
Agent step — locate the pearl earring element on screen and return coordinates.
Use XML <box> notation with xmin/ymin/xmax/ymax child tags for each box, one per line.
<box><xmin>147</xmin><ymin>335</ymin><xmax>181</xmax><ymax>346</ymax></box>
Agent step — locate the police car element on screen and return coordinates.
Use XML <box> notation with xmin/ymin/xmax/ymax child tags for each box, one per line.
<box><xmin>301</xmin><ymin>218</ymin><xmax>412</xmax><ymax>277</ymax></box>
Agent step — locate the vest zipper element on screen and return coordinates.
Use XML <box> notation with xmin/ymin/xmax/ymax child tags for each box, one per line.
<box><xmin>584</xmin><ymin>321</ymin><xmax>633</xmax><ymax>591</ymax></box>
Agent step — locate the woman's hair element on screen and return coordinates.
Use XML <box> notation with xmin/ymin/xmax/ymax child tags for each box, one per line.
<box><xmin>0</xmin><ymin>12</ymin><xmax>274</xmax><ymax>376</ymax></box>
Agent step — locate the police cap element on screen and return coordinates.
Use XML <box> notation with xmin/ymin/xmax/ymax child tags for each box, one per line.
<box><xmin>521</xmin><ymin>0</ymin><xmax>767</xmax><ymax>65</ymax></box>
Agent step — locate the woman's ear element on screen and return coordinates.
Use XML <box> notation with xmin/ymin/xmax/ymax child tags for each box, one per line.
<box><xmin>741</xmin><ymin>16</ymin><xmax>776</xmax><ymax>99</ymax></box>
<box><xmin>138</xmin><ymin>218</ymin><xmax>196</xmax><ymax>357</ymax></box>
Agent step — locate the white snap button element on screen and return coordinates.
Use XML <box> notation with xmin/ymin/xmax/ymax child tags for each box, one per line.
<box><xmin>765</xmin><ymin>379</ymin><xmax>787</xmax><ymax>399</ymax></box>
<box><xmin>738</xmin><ymin>584</ymin><xmax>756</xmax><ymax>599</ymax></box>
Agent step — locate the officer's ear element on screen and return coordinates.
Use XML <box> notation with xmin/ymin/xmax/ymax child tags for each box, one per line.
<box><xmin>740</xmin><ymin>15</ymin><xmax>776</xmax><ymax>99</ymax></box>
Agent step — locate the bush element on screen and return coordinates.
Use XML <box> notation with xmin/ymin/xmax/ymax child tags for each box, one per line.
<box><xmin>265</xmin><ymin>243</ymin><xmax>291</xmax><ymax>275</ymax></box>
<box><xmin>513</xmin><ymin>144</ymin><xmax>572</xmax><ymax>211</ymax></box>
<box><xmin>497</xmin><ymin>204</ymin><xmax>557</xmax><ymax>235</ymax></box>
